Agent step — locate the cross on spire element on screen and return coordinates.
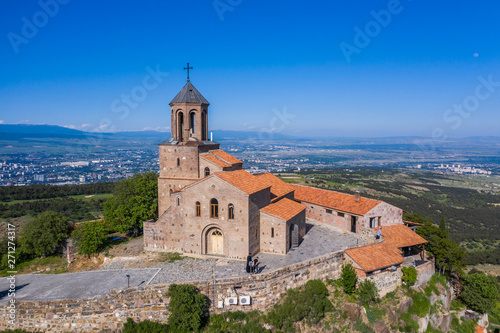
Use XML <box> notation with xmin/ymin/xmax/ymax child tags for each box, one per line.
<box><xmin>184</xmin><ymin>63</ymin><xmax>193</xmax><ymax>82</ymax></box>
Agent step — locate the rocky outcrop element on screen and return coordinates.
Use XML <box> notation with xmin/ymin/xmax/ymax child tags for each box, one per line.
<box><xmin>399</xmin><ymin>296</ymin><xmax>413</xmax><ymax>314</ymax></box>
<box><xmin>374</xmin><ymin>321</ymin><xmax>390</xmax><ymax>333</ymax></box>
<box><xmin>344</xmin><ymin>303</ymin><xmax>361</xmax><ymax>320</ymax></box>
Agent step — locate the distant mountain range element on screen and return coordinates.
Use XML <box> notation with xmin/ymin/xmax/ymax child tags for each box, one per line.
<box><xmin>0</xmin><ymin>124</ymin><xmax>292</xmax><ymax>141</ymax></box>
<box><xmin>1</xmin><ymin>124</ymin><xmax>499</xmax><ymax>145</ymax></box>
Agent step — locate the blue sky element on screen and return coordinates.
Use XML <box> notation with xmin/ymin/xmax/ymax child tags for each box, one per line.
<box><xmin>0</xmin><ymin>0</ymin><xmax>499</xmax><ymax>137</ymax></box>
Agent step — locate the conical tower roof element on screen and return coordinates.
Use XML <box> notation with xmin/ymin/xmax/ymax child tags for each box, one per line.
<box><xmin>170</xmin><ymin>81</ymin><xmax>209</xmax><ymax>105</ymax></box>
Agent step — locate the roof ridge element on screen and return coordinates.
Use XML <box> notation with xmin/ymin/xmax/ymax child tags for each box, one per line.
<box><xmin>292</xmin><ymin>184</ymin><xmax>381</xmax><ymax>203</ymax></box>
<box><xmin>208</xmin><ymin>151</ymin><xmax>232</xmax><ymax>165</ymax></box>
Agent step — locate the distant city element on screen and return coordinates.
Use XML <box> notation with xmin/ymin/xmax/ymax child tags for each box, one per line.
<box><xmin>1</xmin><ymin>141</ymin><xmax>498</xmax><ymax>186</ymax></box>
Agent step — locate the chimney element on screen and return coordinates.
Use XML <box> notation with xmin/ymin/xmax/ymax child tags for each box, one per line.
<box><xmin>354</xmin><ymin>191</ymin><xmax>361</xmax><ymax>202</ymax></box>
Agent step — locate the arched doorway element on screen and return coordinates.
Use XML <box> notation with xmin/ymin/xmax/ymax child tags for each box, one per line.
<box><xmin>206</xmin><ymin>228</ymin><xmax>223</xmax><ymax>255</ymax></box>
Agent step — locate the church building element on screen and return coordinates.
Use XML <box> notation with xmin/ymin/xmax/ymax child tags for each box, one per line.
<box><xmin>144</xmin><ymin>74</ymin><xmax>411</xmax><ymax>261</ymax></box>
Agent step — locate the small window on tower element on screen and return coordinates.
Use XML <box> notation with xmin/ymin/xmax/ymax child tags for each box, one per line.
<box><xmin>177</xmin><ymin>197</ymin><xmax>180</xmax><ymax>206</ymax></box>
<box><xmin>271</xmin><ymin>227</ymin><xmax>275</xmax><ymax>238</ymax></box>
<box><xmin>177</xmin><ymin>158</ymin><xmax>180</xmax><ymax>167</ymax></box>
<box><xmin>205</xmin><ymin>167</ymin><xmax>210</xmax><ymax>177</ymax></box>
<box><xmin>228</xmin><ymin>204</ymin><xmax>234</xmax><ymax>219</ymax></box>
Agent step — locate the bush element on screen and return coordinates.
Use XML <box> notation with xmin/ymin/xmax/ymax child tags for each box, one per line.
<box><xmin>266</xmin><ymin>279</ymin><xmax>333</xmax><ymax>332</ymax></box>
<box><xmin>399</xmin><ymin>312</ymin><xmax>419</xmax><ymax>333</ymax></box>
<box><xmin>71</xmin><ymin>221</ymin><xmax>108</xmax><ymax>256</ymax></box>
<box><xmin>401</xmin><ymin>266</ymin><xmax>418</xmax><ymax>290</ymax></box>
<box><xmin>340</xmin><ymin>263</ymin><xmax>357</xmax><ymax>294</ymax></box>
<box><xmin>461</xmin><ymin>273</ymin><xmax>499</xmax><ymax>314</ymax></box>
<box><xmin>206</xmin><ymin>311</ymin><xmax>269</xmax><ymax>333</ymax></box>
<box><xmin>166</xmin><ymin>284</ymin><xmax>208</xmax><ymax>332</ymax></box>
<box><xmin>409</xmin><ymin>292</ymin><xmax>431</xmax><ymax>317</ymax></box>
<box><xmin>356</xmin><ymin>279</ymin><xmax>378</xmax><ymax>306</ymax></box>
<box><xmin>122</xmin><ymin>318</ymin><xmax>169</xmax><ymax>332</ymax></box>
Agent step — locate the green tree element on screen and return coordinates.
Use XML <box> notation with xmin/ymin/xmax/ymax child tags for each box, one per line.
<box><xmin>415</xmin><ymin>221</ymin><xmax>465</xmax><ymax>275</ymax></box>
<box><xmin>402</xmin><ymin>266</ymin><xmax>418</xmax><ymax>291</ymax></box>
<box><xmin>356</xmin><ymin>279</ymin><xmax>378</xmax><ymax>305</ymax></box>
<box><xmin>439</xmin><ymin>214</ymin><xmax>448</xmax><ymax>237</ymax></box>
<box><xmin>461</xmin><ymin>273</ymin><xmax>499</xmax><ymax>314</ymax></box>
<box><xmin>167</xmin><ymin>284</ymin><xmax>207</xmax><ymax>333</ymax></box>
<box><xmin>103</xmin><ymin>172</ymin><xmax>158</xmax><ymax>233</ymax></box>
<box><xmin>18</xmin><ymin>211</ymin><xmax>71</xmax><ymax>258</ymax></box>
<box><xmin>71</xmin><ymin>221</ymin><xmax>108</xmax><ymax>256</ymax></box>
<box><xmin>266</xmin><ymin>280</ymin><xmax>333</xmax><ymax>332</ymax></box>
<box><xmin>340</xmin><ymin>263</ymin><xmax>357</xmax><ymax>294</ymax></box>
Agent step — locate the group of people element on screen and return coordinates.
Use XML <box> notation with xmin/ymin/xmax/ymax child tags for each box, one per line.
<box><xmin>245</xmin><ymin>253</ymin><xmax>260</xmax><ymax>274</ymax></box>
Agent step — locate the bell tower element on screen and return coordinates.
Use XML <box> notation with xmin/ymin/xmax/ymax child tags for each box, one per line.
<box><xmin>169</xmin><ymin>80</ymin><xmax>209</xmax><ymax>142</ymax></box>
<box><xmin>157</xmin><ymin>64</ymin><xmax>219</xmax><ymax>215</ymax></box>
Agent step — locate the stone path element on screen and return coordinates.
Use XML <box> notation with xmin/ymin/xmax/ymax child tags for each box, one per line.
<box><xmin>0</xmin><ymin>221</ymin><xmax>364</xmax><ymax>302</ymax></box>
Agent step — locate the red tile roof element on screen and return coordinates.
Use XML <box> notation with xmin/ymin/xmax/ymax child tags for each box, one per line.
<box><xmin>379</xmin><ymin>224</ymin><xmax>427</xmax><ymax>248</ymax></box>
<box><xmin>210</xmin><ymin>150</ymin><xmax>243</xmax><ymax>165</ymax></box>
<box><xmin>255</xmin><ymin>173</ymin><xmax>295</xmax><ymax>199</ymax></box>
<box><xmin>345</xmin><ymin>243</ymin><xmax>404</xmax><ymax>272</ymax></box>
<box><xmin>291</xmin><ymin>184</ymin><xmax>381</xmax><ymax>215</ymax></box>
<box><xmin>403</xmin><ymin>220</ymin><xmax>424</xmax><ymax>226</ymax></box>
<box><xmin>215</xmin><ymin>170</ymin><xmax>270</xmax><ymax>195</ymax></box>
<box><xmin>200</xmin><ymin>153</ymin><xmax>232</xmax><ymax>168</ymax></box>
<box><xmin>261</xmin><ymin>198</ymin><xmax>306</xmax><ymax>221</ymax></box>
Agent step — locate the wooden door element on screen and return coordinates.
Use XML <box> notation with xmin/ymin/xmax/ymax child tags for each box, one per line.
<box><xmin>210</xmin><ymin>229</ymin><xmax>223</xmax><ymax>255</ymax></box>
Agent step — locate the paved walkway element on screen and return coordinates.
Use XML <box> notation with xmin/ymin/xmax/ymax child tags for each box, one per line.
<box><xmin>0</xmin><ymin>222</ymin><xmax>364</xmax><ymax>303</ymax></box>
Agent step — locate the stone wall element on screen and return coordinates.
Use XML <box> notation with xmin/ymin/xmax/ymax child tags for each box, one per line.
<box><xmin>415</xmin><ymin>260</ymin><xmax>435</xmax><ymax>287</ymax></box>
<box><xmin>0</xmin><ymin>250</ymin><xmax>346</xmax><ymax>332</ymax></box>
<box><xmin>362</xmin><ymin>268</ymin><xmax>403</xmax><ymax>297</ymax></box>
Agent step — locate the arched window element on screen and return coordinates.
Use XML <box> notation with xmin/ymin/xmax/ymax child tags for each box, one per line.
<box><xmin>177</xmin><ymin>112</ymin><xmax>184</xmax><ymax>141</ymax></box>
<box><xmin>204</xmin><ymin>167</ymin><xmax>210</xmax><ymax>177</ymax></box>
<box><xmin>195</xmin><ymin>201</ymin><xmax>201</xmax><ymax>217</ymax></box>
<box><xmin>201</xmin><ymin>111</ymin><xmax>207</xmax><ymax>140</ymax></box>
<box><xmin>190</xmin><ymin>112</ymin><xmax>196</xmax><ymax>134</ymax></box>
<box><xmin>177</xmin><ymin>158</ymin><xmax>180</xmax><ymax>167</ymax></box>
<box><xmin>210</xmin><ymin>198</ymin><xmax>218</xmax><ymax>218</ymax></box>
<box><xmin>228</xmin><ymin>204</ymin><xmax>234</xmax><ymax>220</ymax></box>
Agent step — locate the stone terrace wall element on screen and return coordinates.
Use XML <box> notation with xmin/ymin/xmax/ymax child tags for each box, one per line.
<box><xmin>362</xmin><ymin>268</ymin><xmax>403</xmax><ymax>297</ymax></box>
<box><xmin>0</xmin><ymin>250</ymin><xmax>345</xmax><ymax>332</ymax></box>
<box><xmin>415</xmin><ymin>260</ymin><xmax>435</xmax><ymax>287</ymax></box>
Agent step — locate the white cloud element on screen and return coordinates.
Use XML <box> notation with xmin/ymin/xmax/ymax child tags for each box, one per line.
<box><xmin>142</xmin><ymin>126</ymin><xmax>170</xmax><ymax>132</ymax></box>
<box><xmin>63</xmin><ymin>124</ymin><xmax>77</xmax><ymax>129</ymax></box>
<box><xmin>81</xmin><ymin>123</ymin><xmax>92</xmax><ymax>128</ymax></box>
<box><xmin>18</xmin><ymin>120</ymin><xmax>30</xmax><ymax>124</ymax></box>
<box><xmin>0</xmin><ymin>120</ymin><xmax>4</xmax><ymax>124</ymax></box>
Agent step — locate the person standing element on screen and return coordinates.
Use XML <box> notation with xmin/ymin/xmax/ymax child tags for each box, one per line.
<box><xmin>246</xmin><ymin>253</ymin><xmax>252</xmax><ymax>273</ymax></box>
<box><xmin>375</xmin><ymin>227</ymin><xmax>382</xmax><ymax>240</ymax></box>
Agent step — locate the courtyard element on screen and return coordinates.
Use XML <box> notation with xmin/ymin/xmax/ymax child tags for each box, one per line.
<box><xmin>0</xmin><ymin>221</ymin><xmax>364</xmax><ymax>303</ymax></box>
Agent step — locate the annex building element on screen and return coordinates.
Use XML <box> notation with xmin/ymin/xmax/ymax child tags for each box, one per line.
<box><xmin>144</xmin><ymin>78</ymin><xmax>426</xmax><ymax>270</ymax></box>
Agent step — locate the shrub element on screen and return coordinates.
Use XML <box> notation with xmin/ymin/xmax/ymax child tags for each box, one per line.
<box><xmin>356</xmin><ymin>279</ymin><xmax>378</xmax><ymax>306</ymax></box>
<box><xmin>399</xmin><ymin>312</ymin><xmax>419</xmax><ymax>333</ymax></box>
<box><xmin>207</xmin><ymin>311</ymin><xmax>269</xmax><ymax>333</ymax></box>
<box><xmin>353</xmin><ymin>320</ymin><xmax>374</xmax><ymax>333</ymax></box>
<box><xmin>461</xmin><ymin>273</ymin><xmax>499</xmax><ymax>314</ymax></box>
<box><xmin>409</xmin><ymin>292</ymin><xmax>431</xmax><ymax>317</ymax></box>
<box><xmin>166</xmin><ymin>284</ymin><xmax>208</xmax><ymax>332</ymax></box>
<box><xmin>401</xmin><ymin>266</ymin><xmax>418</xmax><ymax>291</ymax></box>
<box><xmin>266</xmin><ymin>279</ymin><xmax>333</xmax><ymax>332</ymax></box>
<box><xmin>71</xmin><ymin>221</ymin><xmax>108</xmax><ymax>256</ymax></box>
<box><xmin>122</xmin><ymin>318</ymin><xmax>169</xmax><ymax>332</ymax></box>
<box><xmin>340</xmin><ymin>263</ymin><xmax>357</xmax><ymax>294</ymax></box>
